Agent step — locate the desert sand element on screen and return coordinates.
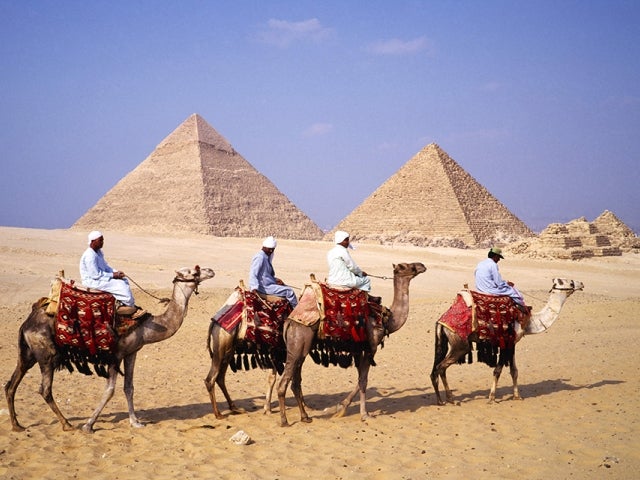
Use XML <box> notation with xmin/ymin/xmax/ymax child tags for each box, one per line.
<box><xmin>0</xmin><ymin>227</ymin><xmax>638</xmax><ymax>479</ymax></box>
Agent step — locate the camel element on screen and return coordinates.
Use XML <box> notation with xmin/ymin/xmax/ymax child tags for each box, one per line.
<box><xmin>277</xmin><ymin>262</ymin><xmax>426</xmax><ymax>427</ymax></box>
<box><xmin>4</xmin><ymin>265</ymin><xmax>215</xmax><ymax>433</ymax></box>
<box><xmin>204</xmin><ymin>288</ymin><xmax>289</xmax><ymax>419</ymax></box>
<box><xmin>430</xmin><ymin>277</ymin><xmax>583</xmax><ymax>405</ymax></box>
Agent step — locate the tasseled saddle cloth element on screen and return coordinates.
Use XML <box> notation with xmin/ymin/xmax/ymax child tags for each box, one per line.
<box><xmin>437</xmin><ymin>289</ymin><xmax>530</xmax><ymax>367</ymax></box>
<box><xmin>288</xmin><ymin>281</ymin><xmax>390</xmax><ymax>368</ymax></box>
<box><xmin>44</xmin><ymin>275</ymin><xmax>143</xmax><ymax>377</ymax></box>
<box><xmin>211</xmin><ymin>286</ymin><xmax>292</xmax><ymax>374</ymax></box>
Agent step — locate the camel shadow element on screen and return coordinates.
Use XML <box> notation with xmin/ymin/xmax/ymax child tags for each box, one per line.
<box><xmin>300</xmin><ymin>378</ymin><xmax>625</xmax><ymax>417</ymax></box>
<box><xmin>65</xmin><ymin>379</ymin><xmax>624</xmax><ymax>428</ymax></box>
<box><xmin>452</xmin><ymin>378</ymin><xmax>624</xmax><ymax>405</ymax></box>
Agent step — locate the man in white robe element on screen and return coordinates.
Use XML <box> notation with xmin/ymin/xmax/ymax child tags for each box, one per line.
<box><xmin>79</xmin><ymin>230</ymin><xmax>135</xmax><ymax>308</ymax></box>
<box><xmin>326</xmin><ymin>231</ymin><xmax>371</xmax><ymax>291</ymax></box>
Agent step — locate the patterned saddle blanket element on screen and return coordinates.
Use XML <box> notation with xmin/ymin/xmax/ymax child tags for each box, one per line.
<box><xmin>437</xmin><ymin>290</ymin><xmax>530</xmax><ymax>349</ymax></box>
<box><xmin>288</xmin><ymin>282</ymin><xmax>390</xmax><ymax>368</ymax></box>
<box><xmin>212</xmin><ymin>287</ymin><xmax>292</xmax><ymax>373</ymax></box>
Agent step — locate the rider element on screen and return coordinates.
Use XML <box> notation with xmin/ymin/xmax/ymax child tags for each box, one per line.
<box><xmin>474</xmin><ymin>247</ymin><xmax>525</xmax><ymax>306</ymax></box>
<box><xmin>79</xmin><ymin>230</ymin><xmax>143</xmax><ymax>316</ymax></box>
<box><xmin>248</xmin><ymin>236</ymin><xmax>298</xmax><ymax>308</ymax></box>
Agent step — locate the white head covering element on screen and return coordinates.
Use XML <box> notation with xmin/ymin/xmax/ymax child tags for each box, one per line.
<box><xmin>87</xmin><ymin>230</ymin><xmax>103</xmax><ymax>245</ymax></box>
<box><xmin>262</xmin><ymin>236</ymin><xmax>277</xmax><ymax>249</ymax></box>
<box><xmin>334</xmin><ymin>231</ymin><xmax>349</xmax><ymax>244</ymax></box>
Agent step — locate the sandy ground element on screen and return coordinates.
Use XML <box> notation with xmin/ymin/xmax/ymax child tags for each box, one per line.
<box><xmin>0</xmin><ymin>227</ymin><xmax>638</xmax><ymax>479</ymax></box>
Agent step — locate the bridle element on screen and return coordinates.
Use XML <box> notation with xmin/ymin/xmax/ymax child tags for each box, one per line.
<box><xmin>173</xmin><ymin>265</ymin><xmax>202</xmax><ymax>295</ymax></box>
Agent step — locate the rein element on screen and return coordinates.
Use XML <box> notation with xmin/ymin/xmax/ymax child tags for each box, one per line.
<box><xmin>368</xmin><ymin>274</ymin><xmax>391</xmax><ymax>280</ymax></box>
<box><xmin>126</xmin><ymin>275</ymin><xmax>171</xmax><ymax>304</ymax></box>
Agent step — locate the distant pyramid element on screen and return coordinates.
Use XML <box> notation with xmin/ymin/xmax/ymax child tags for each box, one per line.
<box><xmin>73</xmin><ymin>114</ymin><xmax>323</xmax><ymax>239</ymax></box>
<box><xmin>327</xmin><ymin>143</ymin><xmax>534</xmax><ymax>247</ymax></box>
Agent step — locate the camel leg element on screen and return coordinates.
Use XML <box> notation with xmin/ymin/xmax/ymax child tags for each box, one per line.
<box><xmin>289</xmin><ymin>358</ymin><xmax>311</xmax><ymax>424</ymax></box>
<box><xmin>204</xmin><ymin>355</ymin><xmax>233</xmax><ymax>419</ymax></box>
<box><xmin>510</xmin><ymin>355</ymin><xmax>522</xmax><ymax>400</ymax></box>
<box><xmin>82</xmin><ymin>364</ymin><xmax>119</xmax><ymax>433</ymax></box>
<box><xmin>6</xmin><ymin>348</ymin><xmax>75</xmax><ymax>432</ymax></box>
<box><xmin>203</xmin><ymin>360</ymin><xmax>224</xmax><ymax>419</ymax></box>
<box><xmin>277</xmin><ymin>357</ymin><xmax>310</xmax><ymax>426</ymax></box>
<box><xmin>216</xmin><ymin>362</ymin><xmax>244</xmax><ymax>415</ymax></box>
<box><xmin>277</xmin><ymin>362</ymin><xmax>292</xmax><ymax>426</ymax></box>
<box><xmin>38</xmin><ymin>360</ymin><xmax>75</xmax><ymax>431</ymax></box>
<box><xmin>488</xmin><ymin>364</ymin><xmax>504</xmax><ymax>403</ymax></box>
<box><xmin>263</xmin><ymin>368</ymin><xmax>277</xmax><ymax>414</ymax></box>
<box><xmin>431</xmin><ymin>328</ymin><xmax>469</xmax><ymax>405</ymax></box>
<box><xmin>4</xmin><ymin>346</ymin><xmax>36</xmax><ymax>432</ymax></box>
<box><xmin>122</xmin><ymin>353</ymin><xmax>145</xmax><ymax>428</ymax></box>
<box><xmin>334</xmin><ymin>354</ymin><xmax>372</xmax><ymax>420</ymax></box>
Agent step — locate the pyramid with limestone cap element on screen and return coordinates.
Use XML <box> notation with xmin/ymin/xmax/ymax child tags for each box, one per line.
<box><xmin>73</xmin><ymin>114</ymin><xmax>323</xmax><ymax>239</ymax></box>
<box><xmin>326</xmin><ymin>143</ymin><xmax>534</xmax><ymax>248</ymax></box>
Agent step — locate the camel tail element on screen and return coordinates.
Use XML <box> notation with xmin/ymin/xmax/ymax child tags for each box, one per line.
<box><xmin>432</xmin><ymin>322</ymin><xmax>449</xmax><ymax>372</ymax></box>
<box><xmin>206</xmin><ymin>319</ymin><xmax>215</xmax><ymax>358</ymax></box>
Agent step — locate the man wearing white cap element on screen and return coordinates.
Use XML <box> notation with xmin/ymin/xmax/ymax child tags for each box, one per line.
<box><xmin>474</xmin><ymin>247</ymin><xmax>524</xmax><ymax>305</ymax></box>
<box><xmin>327</xmin><ymin>231</ymin><xmax>371</xmax><ymax>292</ymax></box>
<box><xmin>248</xmin><ymin>236</ymin><xmax>297</xmax><ymax>307</ymax></box>
<box><xmin>79</xmin><ymin>231</ymin><xmax>136</xmax><ymax>312</ymax></box>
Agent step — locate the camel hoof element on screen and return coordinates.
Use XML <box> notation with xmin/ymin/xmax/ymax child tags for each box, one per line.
<box><xmin>513</xmin><ymin>395</ymin><xmax>524</xmax><ymax>401</ymax></box>
<box><xmin>301</xmin><ymin>417</ymin><xmax>312</xmax><ymax>423</ymax></box>
<box><xmin>230</xmin><ymin>407</ymin><xmax>246</xmax><ymax>415</ymax></box>
<box><xmin>332</xmin><ymin>406</ymin><xmax>347</xmax><ymax>419</ymax></box>
<box><xmin>360</xmin><ymin>413</ymin><xmax>372</xmax><ymax>421</ymax></box>
<box><xmin>131</xmin><ymin>421</ymin><xmax>145</xmax><ymax>429</ymax></box>
<box><xmin>62</xmin><ymin>422</ymin><xmax>75</xmax><ymax>432</ymax></box>
<box><xmin>11</xmin><ymin>424</ymin><xmax>26</xmax><ymax>433</ymax></box>
<box><xmin>81</xmin><ymin>424</ymin><xmax>95</xmax><ymax>434</ymax></box>
<box><xmin>280</xmin><ymin>421</ymin><xmax>290</xmax><ymax>428</ymax></box>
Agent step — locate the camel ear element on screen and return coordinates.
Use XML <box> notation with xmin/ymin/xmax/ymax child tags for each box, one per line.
<box><xmin>175</xmin><ymin>267</ymin><xmax>189</xmax><ymax>277</ymax></box>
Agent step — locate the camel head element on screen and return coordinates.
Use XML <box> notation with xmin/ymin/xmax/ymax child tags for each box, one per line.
<box><xmin>393</xmin><ymin>262</ymin><xmax>427</xmax><ymax>278</ymax></box>
<box><xmin>173</xmin><ymin>265</ymin><xmax>215</xmax><ymax>294</ymax></box>
<box><xmin>550</xmin><ymin>278</ymin><xmax>584</xmax><ymax>295</ymax></box>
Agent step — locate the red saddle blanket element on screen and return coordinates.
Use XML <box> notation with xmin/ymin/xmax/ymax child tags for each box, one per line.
<box><xmin>55</xmin><ymin>281</ymin><xmax>117</xmax><ymax>355</ymax></box>
<box><xmin>438</xmin><ymin>291</ymin><xmax>527</xmax><ymax>349</ymax></box>
<box><xmin>319</xmin><ymin>284</ymin><xmax>371</xmax><ymax>342</ymax></box>
<box><xmin>214</xmin><ymin>289</ymin><xmax>291</xmax><ymax>348</ymax></box>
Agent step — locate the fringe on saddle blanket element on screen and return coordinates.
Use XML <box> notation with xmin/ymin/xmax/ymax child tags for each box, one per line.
<box><xmin>437</xmin><ymin>289</ymin><xmax>531</xmax><ymax>367</ymax></box>
<box><xmin>288</xmin><ymin>282</ymin><xmax>391</xmax><ymax>369</ymax></box>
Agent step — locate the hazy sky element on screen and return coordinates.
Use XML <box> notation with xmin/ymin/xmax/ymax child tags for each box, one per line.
<box><xmin>2</xmin><ymin>1</ymin><xmax>638</xmax><ymax>234</ymax></box>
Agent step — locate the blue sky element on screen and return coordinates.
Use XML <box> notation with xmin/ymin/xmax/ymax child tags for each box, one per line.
<box><xmin>1</xmin><ymin>1</ymin><xmax>639</xmax><ymax>234</ymax></box>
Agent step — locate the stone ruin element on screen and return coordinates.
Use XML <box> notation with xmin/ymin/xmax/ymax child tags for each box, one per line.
<box><xmin>508</xmin><ymin>210</ymin><xmax>639</xmax><ymax>260</ymax></box>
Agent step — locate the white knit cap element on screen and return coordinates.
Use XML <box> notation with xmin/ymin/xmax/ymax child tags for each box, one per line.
<box><xmin>334</xmin><ymin>231</ymin><xmax>349</xmax><ymax>244</ymax></box>
<box><xmin>87</xmin><ymin>230</ymin><xmax>103</xmax><ymax>244</ymax></box>
<box><xmin>262</xmin><ymin>236</ymin><xmax>277</xmax><ymax>249</ymax></box>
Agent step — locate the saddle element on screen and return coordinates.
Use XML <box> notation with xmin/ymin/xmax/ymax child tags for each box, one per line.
<box><xmin>211</xmin><ymin>282</ymin><xmax>292</xmax><ymax>374</ymax></box>
<box><xmin>43</xmin><ymin>272</ymin><xmax>147</xmax><ymax>377</ymax></box>
<box><xmin>288</xmin><ymin>276</ymin><xmax>390</xmax><ymax>368</ymax></box>
<box><xmin>438</xmin><ymin>287</ymin><xmax>531</xmax><ymax>367</ymax></box>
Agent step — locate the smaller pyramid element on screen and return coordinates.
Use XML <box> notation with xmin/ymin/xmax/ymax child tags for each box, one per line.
<box><xmin>510</xmin><ymin>210</ymin><xmax>639</xmax><ymax>259</ymax></box>
<box><xmin>326</xmin><ymin>143</ymin><xmax>534</xmax><ymax>247</ymax></box>
<box><xmin>73</xmin><ymin>114</ymin><xmax>323</xmax><ymax>239</ymax></box>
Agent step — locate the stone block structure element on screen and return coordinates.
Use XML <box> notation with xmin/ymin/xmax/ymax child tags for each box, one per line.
<box><xmin>509</xmin><ymin>210</ymin><xmax>638</xmax><ymax>259</ymax></box>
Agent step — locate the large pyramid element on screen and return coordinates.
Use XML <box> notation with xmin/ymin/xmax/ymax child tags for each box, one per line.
<box><xmin>327</xmin><ymin>143</ymin><xmax>534</xmax><ymax>248</ymax></box>
<box><xmin>73</xmin><ymin>114</ymin><xmax>323</xmax><ymax>239</ymax></box>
